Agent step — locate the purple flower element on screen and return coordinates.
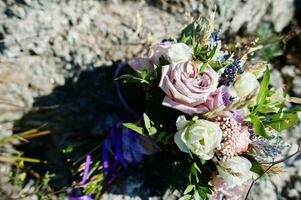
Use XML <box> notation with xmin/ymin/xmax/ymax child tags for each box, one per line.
<box><xmin>224</xmin><ymin>110</ymin><xmax>245</xmax><ymax>124</ymax></box>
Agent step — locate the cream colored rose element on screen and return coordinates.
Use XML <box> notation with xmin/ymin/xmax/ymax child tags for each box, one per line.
<box><xmin>174</xmin><ymin>116</ymin><xmax>222</xmax><ymax>160</ymax></box>
<box><xmin>165</xmin><ymin>43</ymin><xmax>193</xmax><ymax>63</ymax></box>
<box><xmin>233</xmin><ymin>72</ymin><xmax>260</xmax><ymax>98</ymax></box>
<box><xmin>217</xmin><ymin>156</ymin><xmax>253</xmax><ymax>188</ymax></box>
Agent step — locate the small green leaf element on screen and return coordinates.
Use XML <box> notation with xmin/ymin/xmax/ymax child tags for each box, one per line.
<box><xmin>256</xmin><ymin>66</ymin><xmax>270</xmax><ymax>107</ymax></box>
<box><xmin>117</xmin><ymin>74</ymin><xmax>149</xmax><ymax>84</ymax></box>
<box><xmin>197</xmin><ymin>186</ymin><xmax>212</xmax><ymax>199</ymax></box>
<box><xmin>193</xmin><ymin>163</ymin><xmax>202</xmax><ymax>174</ymax></box>
<box><xmin>200</xmin><ymin>63</ymin><xmax>207</xmax><ymax>72</ymax></box>
<box><xmin>63</xmin><ymin>146</ymin><xmax>74</xmax><ymax>153</ymax></box>
<box><xmin>242</xmin><ymin>155</ymin><xmax>265</xmax><ymax>175</ymax></box>
<box><xmin>208</xmin><ymin>46</ymin><xmax>217</xmax><ymax>59</ymax></box>
<box><xmin>250</xmin><ymin>115</ymin><xmax>268</xmax><ymax>138</ymax></box>
<box><xmin>138</xmin><ymin>69</ymin><xmax>148</xmax><ymax>79</ymax></box>
<box><xmin>256</xmin><ymin>102</ymin><xmax>281</xmax><ymax>114</ymax></box>
<box><xmin>184</xmin><ymin>185</ymin><xmax>195</xmax><ymax>194</ymax></box>
<box><xmin>179</xmin><ymin>194</ymin><xmax>192</xmax><ymax>200</ymax></box>
<box><xmin>123</xmin><ymin>123</ymin><xmax>144</xmax><ymax>135</ymax></box>
<box><xmin>265</xmin><ymin>112</ymin><xmax>298</xmax><ymax>131</ymax></box>
<box><xmin>143</xmin><ymin>113</ymin><xmax>151</xmax><ymax>130</ymax></box>
<box><xmin>148</xmin><ymin>127</ymin><xmax>157</xmax><ymax>136</ymax></box>
<box><xmin>190</xmin><ymin>163</ymin><xmax>200</xmax><ymax>183</ymax></box>
<box><xmin>115</xmin><ymin>74</ymin><xmax>136</xmax><ymax>80</ymax></box>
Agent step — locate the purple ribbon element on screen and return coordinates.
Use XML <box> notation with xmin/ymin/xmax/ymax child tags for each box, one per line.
<box><xmin>102</xmin><ymin>121</ymin><xmax>160</xmax><ymax>181</ymax></box>
<box><xmin>81</xmin><ymin>155</ymin><xmax>92</xmax><ymax>185</ymax></box>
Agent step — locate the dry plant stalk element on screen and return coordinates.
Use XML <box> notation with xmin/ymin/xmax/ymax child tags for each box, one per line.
<box><xmin>261</xmin><ymin>164</ymin><xmax>285</xmax><ymax>175</ymax></box>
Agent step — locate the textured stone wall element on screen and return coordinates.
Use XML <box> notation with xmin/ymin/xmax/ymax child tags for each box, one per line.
<box><xmin>0</xmin><ymin>0</ymin><xmax>299</xmax><ymax>199</ymax></box>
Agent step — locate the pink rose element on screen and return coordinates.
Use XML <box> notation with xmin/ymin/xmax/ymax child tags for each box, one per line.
<box><xmin>235</xmin><ymin>126</ymin><xmax>251</xmax><ymax>153</ymax></box>
<box><xmin>159</xmin><ymin>61</ymin><xmax>221</xmax><ymax>115</ymax></box>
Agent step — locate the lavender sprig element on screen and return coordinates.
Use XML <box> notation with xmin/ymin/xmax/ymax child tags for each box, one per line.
<box><xmin>219</xmin><ymin>60</ymin><xmax>244</xmax><ymax>86</ymax></box>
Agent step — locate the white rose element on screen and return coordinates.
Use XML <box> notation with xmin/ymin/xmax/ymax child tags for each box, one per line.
<box><xmin>217</xmin><ymin>156</ymin><xmax>253</xmax><ymax>188</ymax></box>
<box><xmin>174</xmin><ymin>116</ymin><xmax>222</xmax><ymax>160</ymax></box>
<box><xmin>234</xmin><ymin>72</ymin><xmax>260</xmax><ymax>98</ymax></box>
<box><xmin>165</xmin><ymin>43</ymin><xmax>193</xmax><ymax>63</ymax></box>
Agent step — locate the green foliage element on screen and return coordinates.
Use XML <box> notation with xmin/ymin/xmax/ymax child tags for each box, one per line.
<box><xmin>256</xmin><ymin>66</ymin><xmax>270</xmax><ymax>109</ymax></box>
<box><xmin>82</xmin><ymin>161</ymin><xmax>104</xmax><ymax>198</ymax></box>
<box><xmin>117</xmin><ymin>70</ymin><xmax>150</xmax><ymax>84</ymax></box>
<box><xmin>250</xmin><ymin>115</ymin><xmax>268</xmax><ymax>138</ymax></box>
<box><xmin>264</xmin><ymin>112</ymin><xmax>298</xmax><ymax>131</ymax></box>
<box><xmin>123</xmin><ymin>122</ymin><xmax>145</xmax><ymax>135</ymax></box>
<box><xmin>180</xmin><ymin>160</ymin><xmax>213</xmax><ymax>200</ymax></box>
<box><xmin>243</xmin><ymin>155</ymin><xmax>265</xmax><ymax>175</ymax></box>
<box><xmin>143</xmin><ymin>113</ymin><xmax>157</xmax><ymax>136</ymax></box>
<box><xmin>179</xmin><ymin>18</ymin><xmax>209</xmax><ymax>45</ymax></box>
<box><xmin>255</xmin><ymin>23</ymin><xmax>283</xmax><ymax>61</ymax></box>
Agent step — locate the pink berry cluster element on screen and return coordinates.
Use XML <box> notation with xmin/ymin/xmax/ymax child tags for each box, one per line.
<box><xmin>214</xmin><ymin>116</ymin><xmax>241</xmax><ymax>161</ymax></box>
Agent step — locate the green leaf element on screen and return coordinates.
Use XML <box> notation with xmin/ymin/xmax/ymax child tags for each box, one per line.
<box><xmin>138</xmin><ymin>69</ymin><xmax>148</xmax><ymax>80</ymax></box>
<box><xmin>184</xmin><ymin>185</ymin><xmax>195</xmax><ymax>194</ymax></box>
<box><xmin>256</xmin><ymin>102</ymin><xmax>281</xmax><ymax>114</ymax></box>
<box><xmin>143</xmin><ymin>113</ymin><xmax>151</xmax><ymax>130</ymax></box>
<box><xmin>143</xmin><ymin>113</ymin><xmax>157</xmax><ymax>136</ymax></box>
<box><xmin>149</xmin><ymin>65</ymin><xmax>158</xmax><ymax>81</ymax></box>
<box><xmin>190</xmin><ymin>163</ymin><xmax>200</xmax><ymax>183</ymax></box>
<box><xmin>148</xmin><ymin>127</ymin><xmax>157</xmax><ymax>136</ymax></box>
<box><xmin>265</xmin><ymin>112</ymin><xmax>298</xmax><ymax>131</ymax></box>
<box><xmin>208</xmin><ymin>46</ymin><xmax>217</xmax><ymax>59</ymax></box>
<box><xmin>197</xmin><ymin>186</ymin><xmax>212</xmax><ymax>199</ymax></box>
<box><xmin>179</xmin><ymin>194</ymin><xmax>192</xmax><ymax>200</ymax></box>
<box><xmin>200</xmin><ymin>63</ymin><xmax>207</xmax><ymax>72</ymax></box>
<box><xmin>116</xmin><ymin>73</ymin><xmax>150</xmax><ymax>84</ymax></box>
<box><xmin>250</xmin><ymin>115</ymin><xmax>268</xmax><ymax>138</ymax></box>
<box><xmin>123</xmin><ymin>123</ymin><xmax>144</xmax><ymax>135</ymax></box>
<box><xmin>243</xmin><ymin>155</ymin><xmax>265</xmax><ymax>175</ymax></box>
<box><xmin>200</xmin><ymin>159</ymin><xmax>206</xmax><ymax>165</ymax></box>
<box><xmin>256</xmin><ymin>66</ymin><xmax>270</xmax><ymax>108</ymax></box>
<box><xmin>289</xmin><ymin>106</ymin><xmax>301</xmax><ymax>112</ymax></box>
<box><xmin>63</xmin><ymin>146</ymin><xmax>73</xmax><ymax>153</ymax></box>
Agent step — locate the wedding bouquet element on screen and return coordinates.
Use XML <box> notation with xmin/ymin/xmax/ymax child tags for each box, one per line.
<box><xmin>72</xmin><ymin>16</ymin><xmax>301</xmax><ymax>200</ymax></box>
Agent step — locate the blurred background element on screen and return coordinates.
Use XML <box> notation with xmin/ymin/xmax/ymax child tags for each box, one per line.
<box><xmin>0</xmin><ymin>0</ymin><xmax>300</xmax><ymax>199</ymax></box>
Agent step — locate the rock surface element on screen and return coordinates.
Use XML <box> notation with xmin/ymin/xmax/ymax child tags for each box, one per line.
<box><xmin>0</xmin><ymin>0</ymin><xmax>300</xmax><ymax>199</ymax></box>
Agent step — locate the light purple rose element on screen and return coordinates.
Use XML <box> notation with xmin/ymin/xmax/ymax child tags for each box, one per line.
<box><xmin>159</xmin><ymin>61</ymin><xmax>222</xmax><ymax>115</ymax></box>
<box><xmin>129</xmin><ymin>42</ymin><xmax>172</xmax><ymax>71</ymax></box>
<box><xmin>129</xmin><ymin>42</ymin><xmax>192</xmax><ymax>71</ymax></box>
<box><xmin>148</xmin><ymin>42</ymin><xmax>172</xmax><ymax>65</ymax></box>
<box><xmin>129</xmin><ymin>57</ymin><xmax>152</xmax><ymax>71</ymax></box>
